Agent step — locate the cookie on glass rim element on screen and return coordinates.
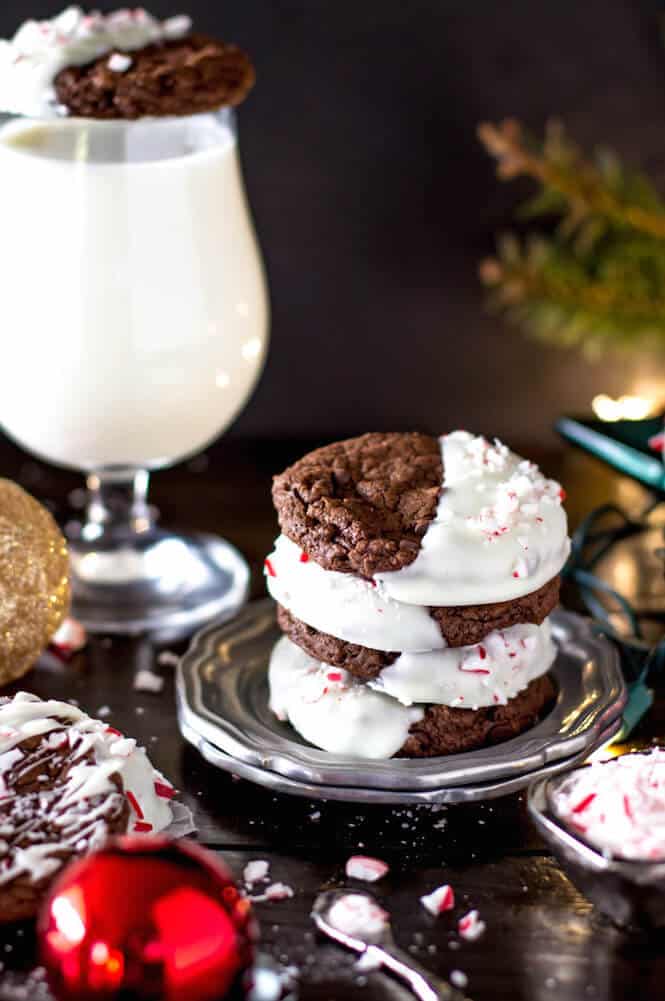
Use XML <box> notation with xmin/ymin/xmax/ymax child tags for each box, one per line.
<box><xmin>0</xmin><ymin>8</ymin><xmax>255</xmax><ymax>120</ymax></box>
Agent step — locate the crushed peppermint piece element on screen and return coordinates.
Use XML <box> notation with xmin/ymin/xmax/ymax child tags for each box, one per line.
<box><xmin>450</xmin><ymin>970</ymin><xmax>468</xmax><ymax>989</ymax></box>
<box><xmin>107</xmin><ymin>52</ymin><xmax>132</xmax><ymax>72</ymax></box>
<box><xmin>125</xmin><ymin>790</ymin><xmax>144</xmax><ymax>819</ymax></box>
<box><xmin>420</xmin><ymin>884</ymin><xmax>455</xmax><ymax>915</ymax></box>
<box><xmin>49</xmin><ymin>617</ymin><xmax>87</xmax><ymax>659</ymax></box>
<box><xmin>244</xmin><ymin>859</ymin><xmax>270</xmax><ymax>886</ymax></box>
<box><xmin>154</xmin><ymin>780</ymin><xmax>177</xmax><ymax>800</ymax></box>
<box><xmin>345</xmin><ymin>856</ymin><xmax>390</xmax><ymax>882</ymax></box>
<box><xmin>133</xmin><ymin>669</ymin><xmax>164</xmax><ymax>694</ymax></box>
<box><xmin>572</xmin><ymin>792</ymin><xmax>596</xmax><ymax>815</ymax></box>
<box><xmin>96</xmin><ymin>706</ymin><xmax>111</xmax><ymax>718</ymax></box>
<box><xmin>458</xmin><ymin>909</ymin><xmax>485</xmax><ymax>941</ymax></box>
<box><xmin>162</xmin><ymin>14</ymin><xmax>193</xmax><ymax>38</ymax></box>
<box><xmin>327</xmin><ymin>893</ymin><xmax>389</xmax><ymax>938</ymax></box>
<box><xmin>247</xmin><ymin>881</ymin><xmax>294</xmax><ymax>903</ymax></box>
<box><xmin>265</xmin><ymin>882</ymin><xmax>294</xmax><ymax>901</ymax></box>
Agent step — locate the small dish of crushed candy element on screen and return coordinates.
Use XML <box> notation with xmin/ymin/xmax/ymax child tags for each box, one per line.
<box><xmin>549</xmin><ymin>749</ymin><xmax>665</xmax><ymax>861</ymax></box>
<box><xmin>528</xmin><ymin>750</ymin><xmax>665</xmax><ymax>930</ymax></box>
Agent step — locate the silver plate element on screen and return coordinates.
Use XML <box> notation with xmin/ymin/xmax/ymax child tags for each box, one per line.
<box><xmin>179</xmin><ymin>716</ymin><xmax>623</xmax><ymax>804</ymax></box>
<box><xmin>177</xmin><ymin>600</ymin><xmax>626</xmax><ymax>792</ymax></box>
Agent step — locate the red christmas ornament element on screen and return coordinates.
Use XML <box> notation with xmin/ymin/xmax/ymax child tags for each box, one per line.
<box><xmin>39</xmin><ymin>836</ymin><xmax>257</xmax><ymax>1001</ymax></box>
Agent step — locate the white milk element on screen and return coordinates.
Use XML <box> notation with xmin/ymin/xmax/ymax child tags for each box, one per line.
<box><xmin>0</xmin><ymin>111</ymin><xmax>268</xmax><ymax>470</ymax></box>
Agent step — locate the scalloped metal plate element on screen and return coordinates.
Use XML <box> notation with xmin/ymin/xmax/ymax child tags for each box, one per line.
<box><xmin>177</xmin><ymin>600</ymin><xmax>626</xmax><ymax>793</ymax></box>
<box><xmin>179</xmin><ymin>716</ymin><xmax>622</xmax><ymax>804</ymax></box>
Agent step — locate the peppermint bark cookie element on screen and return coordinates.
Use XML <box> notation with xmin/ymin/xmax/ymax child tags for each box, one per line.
<box><xmin>268</xmin><ymin>430</ymin><xmax>569</xmax><ymax>760</ymax></box>
<box><xmin>273</xmin><ymin>431</ymin><xmax>569</xmax><ymax>604</ymax></box>
<box><xmin>55</xmin><ymin>33</ymin><xmax>254</xmax><ymax>120</ymax></box>
<box><xmin>268</xmin><ymin>533</ymin><xmax>561</xmax><ymax>662</ymax></box>
<box><xmin>276</xmin><ymin>599</ymin><xmax>558</xmax><ymax>683</ymax></box>
<box><xmin>0</xmin><ymin>8</ymin><xmax>254</xmax><ymax>119</ymax></box>
<box><xmin>269</xmin><ymin>636</ymin><xmax>556</xmax><ymax>759</ymax></box>
<box><xmin>0</xmin><ymin>693</ymin><xmax>176</xmax><ymax>922</ymax></box>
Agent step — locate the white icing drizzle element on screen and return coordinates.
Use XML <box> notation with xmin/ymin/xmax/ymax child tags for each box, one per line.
<box><xmin>265</xmin><ymin>535</ymin><xmax>445</xmax><ymax>652</ymax></box>
<box><xmin>0</xmin><ymin>7</ymin><xmax>193</xmax><ymax>118</ymax></box>
<box><xmin>268</xmin><ymin>637</ymin><xmax>424</xmax><ymax>760</ymax></box>
<box><xmin>374</xmin><ymin>432</ymin><xmax>570</xmax><ymax>606</ymax></box>
<box><xmin>0</xmin><ymin>692</ymin><xmax>174</xmax><ymax>887</ymax></box>
<box><xmin>550</xmin><ymin>749</ymin><xmax>665</xmax><ymax>861</ymax></box>
<box><xmin>370</xmin><ymin>619</ymin><xmax>555</xmax><ymax>709</ymax></box>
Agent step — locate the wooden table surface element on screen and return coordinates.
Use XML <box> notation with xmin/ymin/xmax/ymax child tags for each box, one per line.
<box><xmin>0</xmin><ymin>434</ymin><xmax>663</xmax><ymax>1001</ymax></box>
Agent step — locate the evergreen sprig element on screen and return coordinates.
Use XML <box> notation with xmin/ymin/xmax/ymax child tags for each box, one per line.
<box><xmin>478</xmin><ymin>119</ymin><xmax>665</xmax><ymax>355</ymax></box>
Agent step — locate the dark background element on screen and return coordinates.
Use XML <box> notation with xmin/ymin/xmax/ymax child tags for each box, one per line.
<box><xmin>3</xmin><ymin>0</ymin><xmax>665</xmax><ymax>446</ymax></box>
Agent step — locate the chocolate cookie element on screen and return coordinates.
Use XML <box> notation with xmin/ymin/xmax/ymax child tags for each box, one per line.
<box><xmin>399</xmin><ymin>674</ymin><xmax>556</xmax><ymax>758</ymax></box>
<box><xmin>428</xmin><ymin>576</ymin><xmax>560</xmax><ymax>647</ymax></box>
<box><xmin>272</xmin><ymin>432</ymin><xmax>442</xmax><ymax>578</ymax></box>
<box><xmin>55</xmin><ymin>34</ymin><xmax>255</xmax><ymax>120</ymax></box>
<box><xmin>0</xmin><ymin>727</ymin><xmax>129</xmax><ymax>923</ymax></box>
<box><xmin>277</xmin><ymin>574</ymin><xmax>560</xmax><ymax>681</ymax></box>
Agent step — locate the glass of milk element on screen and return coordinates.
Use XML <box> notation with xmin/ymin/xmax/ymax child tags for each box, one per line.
<box><xmin>0</xmin><ymin>109</ymin><xmax>269</xmax><ymax>638</ymax></box>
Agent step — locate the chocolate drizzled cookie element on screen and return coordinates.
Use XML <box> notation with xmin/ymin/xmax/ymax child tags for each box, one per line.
<box><xmin>0</xmin><ymin>726</ymin><xmax>129</xmax><ymax>923</ymax></box>
<box><xmin>0</xmin><ymin>692</ymin><xmax>177</xmax><ymax>922</ymax></box>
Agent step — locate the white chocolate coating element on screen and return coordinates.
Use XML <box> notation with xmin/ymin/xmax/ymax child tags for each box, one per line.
<box><xmin>375</xmin><ymin>432</ymin><xmax>570</xmax><ymax>606</ymax></box>
<box><xmin>268</xmin><ymin>620</ymin><xmax>554</xmax><ymax>758</ymax></box>
<box><xmin>0</xmin><ymin>692</ymin><xmax>174</xmax><ymax>887</ymax></box>
<box><xmin>550</xmin><ymin>749</ymin><xmax>665</xmax><ymax>861</ymax></box>
<box><xmin>268</xmin><ymin>637</ymin><xmax>424</xmax><ymax>759</ymax></box>
<box><xmin>0</xmin><ymin>7</ymin><xmax>192</xmax><ymax>117</ymax></box>
<box><xmin>266</xmin><ymin>535</ymin><xmax>445</xmax><ymax>653</ymax></box>
<box><xmin>370</xmin><ymin>619</ymin><xmax>555</xmax><ymax>709</ymax></box>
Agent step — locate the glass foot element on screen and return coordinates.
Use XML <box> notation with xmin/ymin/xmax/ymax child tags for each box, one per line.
<box><xmin>68</xmin><ymin>527</ymin><xmax>250</xmax><ymax>641</ymax></box>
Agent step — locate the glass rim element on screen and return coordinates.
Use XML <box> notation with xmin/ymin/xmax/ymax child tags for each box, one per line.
<box><xmin>0</xmin><ymin>105</ymin><xmax>235</xmax><ymax>128</ymax></box>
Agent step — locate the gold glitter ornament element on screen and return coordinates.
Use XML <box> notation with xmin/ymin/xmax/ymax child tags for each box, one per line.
<box><xmin>0</xmin><ymin>480</ymin><xmax>70</xmax><ymax>686</ymax></box>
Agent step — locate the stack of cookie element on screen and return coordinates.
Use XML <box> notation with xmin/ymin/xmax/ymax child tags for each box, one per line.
<box><xmin>265</xmin><ymin>431</ymin><xmax>570</xmax><ymax>760</ymax></box>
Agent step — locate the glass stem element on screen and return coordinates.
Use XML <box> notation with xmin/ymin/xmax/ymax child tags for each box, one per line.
<box><xmin>82</xmin><ymin>468</ymin><xmax>154</xmax><ymax>543</ymax></box>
